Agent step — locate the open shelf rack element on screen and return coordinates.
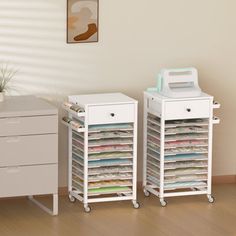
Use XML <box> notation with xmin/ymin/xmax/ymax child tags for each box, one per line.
<box><xmin>62</xmin><ymin>93</ymin><xmax>139</xmax><ymax>212</ymax></box>
<box><xmin>143</xmin><ymin>91</ymin><xmax>220</xmax><ymax>206</ymax></box>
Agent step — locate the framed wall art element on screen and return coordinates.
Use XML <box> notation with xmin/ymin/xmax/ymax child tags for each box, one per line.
<box><xmin>67</xmin><ymin>0</ymin><xmax>99</xmax><ymax>43</ymax></box>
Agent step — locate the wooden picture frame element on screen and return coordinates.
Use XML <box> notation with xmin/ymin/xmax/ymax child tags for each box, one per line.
<box><xmin>67</xmin><ymin>0</ymin><xmax>99</xmax><ymax>43</ymax></box>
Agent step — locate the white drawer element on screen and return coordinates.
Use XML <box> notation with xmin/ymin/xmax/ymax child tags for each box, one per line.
<box><xmin>0</xmin><ymin>134</ymin><xmax>58</xmax><ymax>167</ymax></box>
<box><xmin>0</xmin><ymin>164</ymin><xmax>58</xmax><ymax>198</ymax></box>
<box><xmin>88</xmin><ymin>104</ymin><xmax>135</xmax><ymax>125</ymax></box>
<box><xmin>165</xmin><ymin>100</ymin><xmax>210</xmax><ymax>120</ymax></box>
<box><xmin>0</xmin><ymin>115</ymin><xmax>58</xmax><ymax>136</ymax></box>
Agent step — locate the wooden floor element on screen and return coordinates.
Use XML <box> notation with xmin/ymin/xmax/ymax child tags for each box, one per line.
<box><xmin>0</xmin><ymin>184</ymin><xmax>236</xmax><ymax>236</ymax></box>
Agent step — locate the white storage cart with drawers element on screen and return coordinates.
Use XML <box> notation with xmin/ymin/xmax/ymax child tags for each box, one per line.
<box><xmin>62</xmin><ymin>93</ymin><xmax>139</xmax><ymax>212</ymax></box>
<box><xmin>143</xmin><ymin>91</ymin><xmax>220</xmax><ymax>206</ymax></box>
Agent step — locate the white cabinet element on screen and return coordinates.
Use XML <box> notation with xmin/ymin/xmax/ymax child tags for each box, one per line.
<box><xmin>143</xmin><ymin>91</ymin><xmax>220</xmax><ymax>206</ymax></box>
<box><xmin>0</xmin><ymin>96</ymin><xmax>58</xmax><ymax>215</ymax></box>
<box><xmin>62</xmin><ymin>93</ymin><xmax>139</xmax><ymax>212</ymax></box>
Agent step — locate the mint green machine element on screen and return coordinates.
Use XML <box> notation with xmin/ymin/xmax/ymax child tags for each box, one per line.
<box><xmin>147</xmin><ymin>68</ymin><xmax>202</xmax><ymax>98</ymax></box>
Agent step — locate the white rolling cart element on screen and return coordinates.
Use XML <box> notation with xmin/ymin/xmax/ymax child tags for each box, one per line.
<box><xmin>62</xmin><ymin>93</ymin><xmax>139</xmax><ymax>212</ymax></box>
<box><xmin>143</xmin><ymin>68</ymin><xmax>221</xmax><ymax>206</ymax></box>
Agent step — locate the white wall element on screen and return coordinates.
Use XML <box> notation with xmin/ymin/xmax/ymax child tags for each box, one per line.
<box><xmin>0</xmin><ymin>0</ymin><xmax>234</xmax><ymax>186</ymax></box>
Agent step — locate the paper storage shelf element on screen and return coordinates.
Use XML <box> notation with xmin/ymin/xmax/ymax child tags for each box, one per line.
<box><xmin>62</xmin><ymin>93</ymin><xmax>139</xmax><ymax>212</ymax></box>
<box><xmin>143</xmin><ymin>91</ymin><xmax>220</xmax><ymax>206</ymax></box>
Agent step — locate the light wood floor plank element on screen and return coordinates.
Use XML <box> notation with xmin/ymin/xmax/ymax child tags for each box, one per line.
<box><xmin>0</xmin><ymin>184</ymin><xmax>236</xmax><ymax>236</ymax></box>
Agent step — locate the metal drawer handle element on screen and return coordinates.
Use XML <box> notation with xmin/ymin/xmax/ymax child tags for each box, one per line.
<box><xmin>110</xmin><ymin>113</ymin><xmax>115</xmax><ymax>117</ymax></box>
<box><xmin>186</xmin><ymin>108</ymin><xmax>191</xmax><ymax>112</ymax></box>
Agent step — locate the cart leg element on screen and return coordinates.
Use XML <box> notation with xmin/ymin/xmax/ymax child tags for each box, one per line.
<box><xmin>132</xmin><ymin>200</ymin><xmax>140</xmax><ymax>209</ymax></box>
<box><xmin>160</xmin><ymin>198</ymin><xmax>167</xmax><ymax>207</ymax></box>
<box><xmin>68</xmin><ymin>192</ymin><xmax>76</xmax><ymax>203</ymax></box>
<box><xmin>143</xmin><ymin>187</ymin><xmax>150</xmax><ymax>197</ymax></box>
<box><xmin>84</xmin><ymin>203</ymin><xmax>91</xmax><ymax>213</ymax></box>
<box><xmin>207</xmin><ymin>194</ymin><xmax>215</xmax><ymax>203</ymax></box>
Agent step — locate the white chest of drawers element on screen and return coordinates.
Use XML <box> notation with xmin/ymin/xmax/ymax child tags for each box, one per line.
<box><xmin>0</xmin><ymin>96</ymin><xmax>58</xmax><ymax>215</ymax></box>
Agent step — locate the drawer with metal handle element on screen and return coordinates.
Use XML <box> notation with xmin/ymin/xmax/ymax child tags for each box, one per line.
<box><xmin>164</xmin><ymin>100</ymin><xmax>211</xmax><ymax>120</ymax></box>
<box><xmin>88</xmin><ymin>104</ymin><xmax>135</xmax><ymax>125</ymax></box>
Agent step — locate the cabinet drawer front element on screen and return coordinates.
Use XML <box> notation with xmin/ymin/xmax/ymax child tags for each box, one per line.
<box><xmin>0</xmin><ymin>115</ymin><xmax>58</xmax><ymax>136</ymax></box>
<box><xmin>165</xmin><ymin>100</ymin><xmax>210</xmax><ymax>120</ymax></box>
<box><xmin>0</xmin><ymin>134</ymin><xmax>58</xmax><ymax>167</ymax></box>
<box><xmin>88</xmin><ymin>104</ymin><xmax>135</xmax><ymax>125</ymax></box>
<box><xmin>0</xmin><ymin>164</ymin><xmax>58</xmax><ymax>198</ymax></box>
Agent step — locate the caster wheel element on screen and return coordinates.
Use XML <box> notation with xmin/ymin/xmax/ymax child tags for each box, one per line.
<box><xmin>143</xmin><ymin>189</ymin><xmax>150</xmax><ymax>197</ymax></box>
<box><xmin>84</xmin><ymin>205</ymin><xmax>91</xmax><ymax>213</ymax></box>
<box><xmin>208</xmin><ymin>195</ymin><xmax>215</xmax><ymax>203</ymax></box>
<box><xmin>68</xmin><ymin>194</ymin><xmax>76</xmax><ymax>203</ymax></box>
<box><xmin>160</xmin><ymin>199</ymin><xmax>167</xmax><ymax>207</ymax></box>
<box><xmin>133</xmin><ymin>201</ymin><xmax>140</xmax><ymax>209</ymax></box>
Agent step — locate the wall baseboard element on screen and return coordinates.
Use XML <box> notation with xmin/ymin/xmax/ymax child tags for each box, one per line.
<box><xmin>212</xmin><ymin>175</ymin><xmax>236</xmax><ymax>184</ymax></box>
<box><xmin>59</xmin><ymin>187</ymin><xmax>68</xmax><ymax>196</ymax></box>
<box><xmin>58</xmin><ymin>175</ymin><xmax>236</xmax><ymax>195</ymax></box>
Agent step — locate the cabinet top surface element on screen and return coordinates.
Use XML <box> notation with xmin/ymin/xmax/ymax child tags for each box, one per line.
<box><xmin>69</xmin><ymin>93</ymin><xmax>137</xmax><ymax>106</ymax></box>
<box><xmin>144</xmin><ymin>91</ymin><xmax>213</xmax><ymax>101</ymax></box>
<box><xmin>0</xmin><ymin>95</ymin><xmax>58</xmax><ymax>118</ymax></box>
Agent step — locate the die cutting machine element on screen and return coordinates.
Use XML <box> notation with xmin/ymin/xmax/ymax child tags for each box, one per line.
<box><xmin>148</xmin><ymin>67</ymin><xmax>202</xmax><ymax>98</ymax></box>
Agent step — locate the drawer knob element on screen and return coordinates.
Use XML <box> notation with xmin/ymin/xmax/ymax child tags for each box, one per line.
<box><xmin>110</xmin><ymin>113</ymin><xmax>115</xmax><ymax>117</ymax></box>
<box><xmin>186</xmin><ymin>108</ymin><xmax>191</xmax><ymax>112</ymax></box>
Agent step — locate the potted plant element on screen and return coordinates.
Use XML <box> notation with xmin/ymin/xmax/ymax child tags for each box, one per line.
<box><xmin>0</xmin><ymin>63</ymin><xmax>17</xmax><ymax>102</ymax></box>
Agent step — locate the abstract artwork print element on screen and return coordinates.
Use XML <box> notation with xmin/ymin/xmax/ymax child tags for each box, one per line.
<box><xmin>67</xmin><ymin>0</ymin><xmax>98</xmax><ymax>43</ymax></box>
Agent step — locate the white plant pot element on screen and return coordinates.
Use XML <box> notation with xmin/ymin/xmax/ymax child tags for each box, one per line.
<box><xmin>0</xmin><ymin>92</ymin><xmax>5</xmax><ymax>102</ymax></box>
